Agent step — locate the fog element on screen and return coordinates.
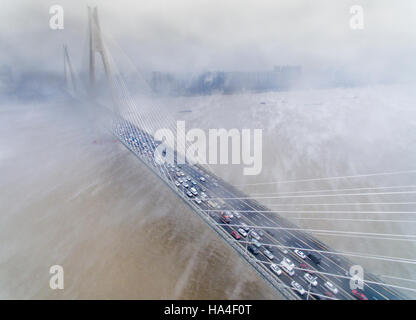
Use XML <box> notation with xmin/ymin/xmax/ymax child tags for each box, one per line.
<box><xmin>1</xmin><ymin>0</ymin><xmax>416</xmax><ymax>82</ymax></box>
<box><xmin>1</xmin><ymin>1</ymin><xmax>416</xmax><ymax>299</ymax></box>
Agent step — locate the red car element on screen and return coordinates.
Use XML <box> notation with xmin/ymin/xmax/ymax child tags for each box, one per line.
<box><xmin>299</xmin><ymin>263</ymin><xmax>314</xmax><ymax>274</ymax></box>
<box><xmin>352</xmin><ymin>289</ymin><xmax>368</xmax><ymax>300</ymax></box>
<box><xmin>324</xmin><ymin>290</ymin><xmax>334</xmax><ymax>298</ymax></box>
<box><xmin>231</xmin><ymin>230</ymin><xmax>241</xmax><ymax>240</ymax></box>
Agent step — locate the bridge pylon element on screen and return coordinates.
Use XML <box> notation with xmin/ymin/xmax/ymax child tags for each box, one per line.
<box><xmin>63</xmin><ymin>44</ymin><xmax>77</xmax><ymax>95</ymax></box>
<box><xmin>87</xmin><ymin>6</ymin><xmax>113</xmax><ymax>100</ymax></box>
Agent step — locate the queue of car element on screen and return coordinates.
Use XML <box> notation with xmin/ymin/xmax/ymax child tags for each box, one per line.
<box><xmin>118</xmin><ymin>125</ymin><xmax>349</xmax><ymax>301</ymax></box>
<box><xmin>120</xmin><ymin>124</ymin><xmax>360</xmax><ymax>300</ymax></box>
<box><xmin>215</xmin><ymin>208</ymin><xmax>338</xmax><ymax>299</ymax></box>
<box><xmin>119</xmin><ymin>129</ymin><xmax>342</xmax><ymax>301</ymax></box>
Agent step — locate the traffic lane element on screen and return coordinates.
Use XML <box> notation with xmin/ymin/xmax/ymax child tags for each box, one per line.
<box><xmin>244</xmin><ymin>210</ymin><xmax>357</xmax><ymax>299</ymax></box>
<box><xmin>267</xmin><ymin>215</ymin><xmax>393</xmax><ymax>300</ymax></box>
<box><xmin>215</xmin><ymin>193</ymin><xmax>335</xmax><ymax>296</ymax></box>
<box><xmin>221</xmin><ymin>196</ymin><xmax>353</xmax><ymax>299</ymax></box>
<box><xmin>223</xmin><ymin>204</ymin><xmax>330</xmax><ymax>299</ymax></box>
<box><xmin>199</xmin><ymin>186</ymin><xmax>314</xmax><ymax>300</ymax></box>
<box><xmin>287</xmin><ymin>228</ymin><xmax>393</xmax><ymax>300</ymax></box>
<box><xmin>234</xmin><ymin>197</ymin><xmax>390</xmax><ymax>300</ymax></box>
<box><xmin>210</xmin><ymin>212</ymin><xmax>304</xmax><ymax>299</ymax></box>
<box><xmin>215</xmin><ymin>190</ymin><xmax>345</xmax><ymax>284</ymax></box>
<box><xmin>246</xmin><ymin>200</ymin><xmax>398</xmax><ymax>299</ymax></box>
<box><xmin>240</xmin><ymin>217</ymin><xmax>344</xmax><ymax>299</ymax></box>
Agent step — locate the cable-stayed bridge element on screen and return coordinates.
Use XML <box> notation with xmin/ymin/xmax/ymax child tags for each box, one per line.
<box><xmin>64</xmin><ymin>7</ymin><xmax>410</xmax><ymax>300</ymax></box>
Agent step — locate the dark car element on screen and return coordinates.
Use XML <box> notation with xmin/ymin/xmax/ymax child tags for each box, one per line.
<box><xmin>307</xmin><ymin>253</ymin><xmax>321</xmax><ymax>265</ymax></box>
<box><xmin>247</xmin><ymin>245</ymin><xmax>259</xmax><ymax>255</ymax></box>
<box><xmin>309</xmin><ymin>290</ymin><xmax>323</xmax><ymax>300</ymax></box>
<box><xmin>220</xmin><ymin>211</ymin><xmax>231</xmax><ymax>224</ymax></box>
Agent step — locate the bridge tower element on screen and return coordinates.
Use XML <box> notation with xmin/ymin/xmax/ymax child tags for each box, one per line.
<box><xmin>87</xmin><ymin>6</ymin><xmax>112</xmax><ymax>98</ymax></box>
<box><xmin>63</xmin><ymin>44</ymin><xmax>77</xmax><ymax>95</ymax></box>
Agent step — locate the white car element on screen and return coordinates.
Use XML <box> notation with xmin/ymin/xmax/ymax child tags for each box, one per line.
<box><xmin>175</xmin><ymin>181</ymin><xmax>181</xmax><ymax>187</ymax></box>
<box><xmin>234</xmin><ymin>211</ymin><xmax>241</xmax><ymax>219</ymax></box>
<box><xmin>282</xmin><ymin>248</ymin><xmax>288</xmax><ymax>254</ymax></box>
<box><xmin>280</xmin><ymin>258</ymin><xmax>295</xmax><ymax>276</ymax></box>
<box><xmin>303</xmin><ymin>273</ymin><xmax>318</xmax><ymax>287</ymax></box>
<box><xmin>251</xmin><ymin>239</ymin><xmax>262</xmax><ymax>248</ymax></box>
<box><xmin>241</xmin><ymin>223</ymin><xmax>250</xmax><ymax>232</ymax></box>
<box><xmin>263</xmin><ymin>249</ymin><xmax>275</xmax><ymax>260</ymax></box>
<box><xmin>251</xmin><ymin>231</ymin><xmax>261</xmax><ymax>241</ymax></box>
<box><xmin>238</xmin><ymin>228</ymin><xmax>248</xmax><ymax>237</ymax></box>
<box><xmin>291</xmin><ymin>281</ymin><xmax>306</xmax><ymax>295</ymax></box>
<box><xmin>194</xmin><ymin>197</ymin><xmax>202</xmax><ymax>204</ymax></box>
<box><xmin>270</xmin><ymin>263</ymin><xmax>282</xmax><ymax>276</ymax></box>
<box><xmin>324</xmin><ymin>281</ymin><xmax>338</xmax><ymax>294</ymax></box>
<box><xmin>282</xmin><ymin>257</ymin><xmax>294</xmax><ymax>268</ymax></box>
<box><xmin>294</xmin><ymin>249</ymin><xmax>307</xmax><ymax>259</ymax></box>
<box><xmin>183</xmin><ymin>182</ymin><xmax>189</xmax><ymax>188</ymax></box>
<box><xmin>199</xmin><ymin>176</ymin><xmax>206</xmax><ymax>182</ymax></box>
<box><xmin>186</xmin><ymin>191</ymin><xmax>193</xmax><ymax>198</ymax></box>
<box><xmin>190</xmin><ymin>187</ymin><xmax>198</xmax><ymax>195</ymax></box>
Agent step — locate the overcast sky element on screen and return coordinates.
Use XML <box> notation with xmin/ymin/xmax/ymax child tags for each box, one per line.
<box><xmin>1</xmin><ymin>0</ymin><xmax>415</xmax><ymax>82</ymax></box>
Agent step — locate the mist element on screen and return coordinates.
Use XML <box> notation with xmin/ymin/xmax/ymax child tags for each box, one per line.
<box><xmin>1</xmin><ymin>1</ymin><xmax>416</xmax><ymax>299</ymax></box>
<box><xmin>1</xmin><ymin>0</ymin><xmax>416</xmax><ymax>83</ymax></box>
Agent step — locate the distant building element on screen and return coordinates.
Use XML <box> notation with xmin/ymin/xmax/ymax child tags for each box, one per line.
<box><xmin>148</xmin><ymin>66</ymin><xmax>302</xmax><ymax>96</ymax></box>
